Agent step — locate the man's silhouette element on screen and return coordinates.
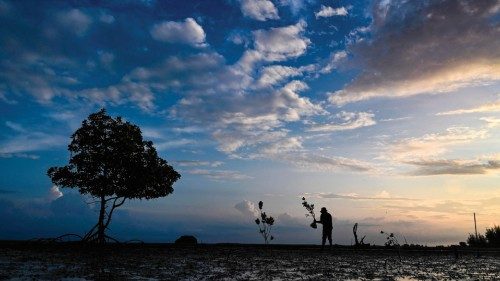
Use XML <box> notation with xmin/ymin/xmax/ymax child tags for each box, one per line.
<box><xmin>315</xmin><ymin>207</ymin><xmax>333</xmax><ymax>249</ymax></box>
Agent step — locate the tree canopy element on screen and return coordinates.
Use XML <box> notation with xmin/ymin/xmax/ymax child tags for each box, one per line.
<box><xmin>48</xmin><ymin>109</ymin><xmax>180</xmax><ymax>243</ymax></box>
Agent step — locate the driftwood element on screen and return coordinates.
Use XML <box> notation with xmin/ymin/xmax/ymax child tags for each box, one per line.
<box><xmin>353</xmin><ymin>223</ymin><xmax>366</xmax><ymax>246</ymax></box>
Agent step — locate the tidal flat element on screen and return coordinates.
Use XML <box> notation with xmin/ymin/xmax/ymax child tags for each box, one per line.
<box><xmin>1</xmin><ymin>243</ymin><xmax>499</xmax><ymax>280</ymax></box>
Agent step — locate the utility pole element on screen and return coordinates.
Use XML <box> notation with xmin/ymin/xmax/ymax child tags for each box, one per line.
<box><xmin>474</xmin><ymin>212</ymin><xmax>478</xmax><ymax>239</ymax></box>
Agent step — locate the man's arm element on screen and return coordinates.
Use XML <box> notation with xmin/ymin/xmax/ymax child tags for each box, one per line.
<box><xmin>315</xmin><ymin>214</ymin><xmax>324</xmax><ymax>224</ymax></box>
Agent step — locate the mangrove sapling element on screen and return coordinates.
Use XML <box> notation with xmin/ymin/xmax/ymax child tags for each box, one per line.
<box><xmin>381</xmin><ymin>231</ymin><xmax>402</xmax><ymax>261</ymax></box>
<box><xmin>301</xmin><ymin>197</ymin><xmax>317</xmax><ymax>229</ymax></box>
<box><xmin>255</xmin><ymin>201</ymin><xmax>275</xmax><ymax>244</ymax></box>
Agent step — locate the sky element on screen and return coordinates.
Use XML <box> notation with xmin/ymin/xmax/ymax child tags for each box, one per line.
<box><xmin>0</xmin><ymin>0</ymin><xmax>499</xmax><ymax>245</ymax></box>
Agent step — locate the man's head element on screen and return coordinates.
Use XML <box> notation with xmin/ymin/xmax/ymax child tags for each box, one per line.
<box><xmin>320</xmin><ymin>207</ymin><xmax>327</xmax><ymax>213</ymax></box>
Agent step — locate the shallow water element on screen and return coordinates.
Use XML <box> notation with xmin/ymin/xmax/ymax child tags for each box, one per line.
<box><xmin>1</xmin><ymin>245</ymin><xmax>499</xmax><ymax>280</ymax></box>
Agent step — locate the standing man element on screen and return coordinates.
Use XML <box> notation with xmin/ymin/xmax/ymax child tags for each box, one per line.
<box><xmin>315</xmin><ymin>207</ymin><xmax>333</xmax><ymax>249</ymax></box>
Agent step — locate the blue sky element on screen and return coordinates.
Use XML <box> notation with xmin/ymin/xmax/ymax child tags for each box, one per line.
<box><xmin>1</xmin><ymin>0</ymin><xmax>499</xmax><ymax>245</ymax></box>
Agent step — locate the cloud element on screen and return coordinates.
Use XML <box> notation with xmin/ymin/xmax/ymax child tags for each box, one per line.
<box><xmin>328</xmin><ymin>0</ymin><xmax>500</xmax><ymax>105</ymax></box>
<box><xmin>48</xmin><ymin>185</ymin><xmax>63</xmax><ymax>201</ymax></box>
<box><xmin>174</xmin><ymin>80</ymin><xmax>322</xmax><ymax>156</ymax></box>
<box><xmin>150</xmin><ymin>18</ymin><xmax>207</xmax><ymax>47</ymax></box>
<box><xmin>253</xmin><ymin>20</ymin><xmax>309</xmax><ymax>61</ymax></box>
<box><xmin>0</xmin><ymin>122</ymin><xmax>68</xmax><ymax>155</ymax></box>
<box><xmin>388</xmin><ymin>127</ymin><xmax>488</xmax><ymax>161</ymax></box>
<box><xmin>320</xmin><ymin>51</ymin><xmax>348</xmax><ymax>74</ymax></box>
<box><xmin>278</xmin><ymin>0</ymin><xmax>313</xmax><ymax>16</ymax></box>
<box><xmin>381</xmin><ymin>125</ymin><xmax>500</xmax><ymax>176</ymax></box>
<box><xmin>239</xmin><ymin>0</ymin><xmax>279</xmax><ymax>21</ymax></box>
<box><xmin>174</xmin><ymin>160</ymin><xmax>223</xmax><ymax>167</ymax></box>
<box><xmin>57</xmin><ymin>9</ymin><xmax>92</xmax><ymax>36</ymax></box>
<box><xmin>308</xmin><ymin>111</ymin><xmax>376</xmax><ymax>132</ymax></box>
<box><xmin>281</xmin><ymin>153</ymin><xmax>375</xmax><ymax>173</ymax></box>
<box><xmin>154</xmin><ymin>139</ymin><xmax>197</xmax><ymax>151</ymax></box>
<box><xmin>276</xmin><ymin>212</ymin><xmax>303</xmax><ymax>226</ymax></box>
<box><xmin>0</xmin><ymin>53</ymin><xmax>80</xmax><ymax>103</ymax></box>
<box><xmin>405</xmin><ymin>158</ymin><xmax>500</xmax><ymax>176</ymax></box>
<box><xmin>77</xmin><ymin>52</ymin><xmax>245</xmax><ymax>111</ymax></box>
<box><xmin>78</xmin><ymin>81</ymin><xmax>156</xmax><ymax>111</ymax></box>
<box><xmin>98</xmin><ymin>51</ymin><xmax>115</xmax><ymax>68</ymax></box>
<box><xmin>315</xmin><ymin>5</ymin><xmax>348</xmax><ymax>18</ymax></box>
<box><xmin>436</xmin><ymin>101</ymin><xmax>500</xmax><ymax>115</ymax></box>
<box><xmin>238</xmin><ymin>21</ymin><xmax>310</xmax><ymax>72</ymax></box>
<box><xmin>5</xmin><ymin>121</ymin><xmax>26</xmax><ymax>133</ymax></box>
<box><xmin>382</xmin><ymin>198</ymin><xmax>500</xmax><ymax>216</ymax></box>
<box><xmin>480</xmin><ymin>117</ymin><xmax>500</xmax><ymax>128</ymax></box>
<box><xmin>255</xmin><ymin>65</ymin><xmax>303</xmax><ymax>88</ymax></box>
<box><xmin>128</xmin><ymin>52</ymin><xmax>248</xmax><ymax>97</ymax></box>
<box><xmin>234</xmin><ymin>200</ymin><xmax>259</xmax><ymax>218</ymax></box>
<box><xmin>188</xmin><ymin>169</ymin><xmax>252</xmax><ymax>181</ymax></box>
<box><xmin>99</xmin><ymin>12</ymin><xmax>115</xmax><ymax>24</ymax></box>
<box><xmin>306</xmin><ymin>190</ymin><xmax>418</xmax><ymax>201</ymax></box>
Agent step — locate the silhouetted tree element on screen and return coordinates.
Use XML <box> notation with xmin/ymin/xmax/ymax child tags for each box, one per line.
<box><xmin>353</xmin><ymin>223</ymin><xmax>366</xmax><ymax>246</ymax></box>
<box><xmin>47</xmin><ymin>109</ymin><xmax>181</xmax><ymax>244</ymax></box>
<box><xmin>255</xmin><ymin>201</ymin><xmax>274</xmax><ymax>244</ymax></box>
<box><xmin>485</xmin><ymin>225</ymin><xmax>500</xmax><ymax>247</ymax></box>
<box><xmin>467</xmin><ymin>233</ymin><xmax>487</xmax><ymax>247</ymax></box>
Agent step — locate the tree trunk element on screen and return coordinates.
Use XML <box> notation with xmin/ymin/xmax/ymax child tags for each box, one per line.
<box><xmin>97</xmin><ymin>195</ymin><xmax>106</xmax><ymax>244</ymax></box>
<box><xmin>353</xmin><ymin>223</ymin><xmax>359</xmax><ymax>246</ymax></box>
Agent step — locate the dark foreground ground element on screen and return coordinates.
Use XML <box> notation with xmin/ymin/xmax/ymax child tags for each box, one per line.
<box><xmin>0</xmin><ymin>242</ymin><xmax>499</xmax><ymax>280</ymax></box>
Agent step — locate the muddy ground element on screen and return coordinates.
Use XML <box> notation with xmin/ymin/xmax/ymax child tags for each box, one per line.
<box><xmin>0</xmin><ymin>242</ymin><xmax>499</xmax><ymax>280</ymax></box>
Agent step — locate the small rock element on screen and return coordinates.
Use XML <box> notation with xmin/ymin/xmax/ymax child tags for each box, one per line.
<box><xmin>175</xmin><ymin>235</ymin><xmax>198</xmax><ymax>245</ymax></box>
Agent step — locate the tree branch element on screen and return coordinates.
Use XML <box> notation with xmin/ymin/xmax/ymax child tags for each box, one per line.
<box><xmin>104</xmin><ymin>197</ymin><xmax>126</xmax><ymax>229</ymax></box>
<box><xmin>83</xmin><ymin>222</ymin><xmax>99</xmax><ymax>241</ymax></box>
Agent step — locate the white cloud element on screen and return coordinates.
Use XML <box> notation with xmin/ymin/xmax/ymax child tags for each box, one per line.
<box><xmin>253</xmin><ymin>20</ymin><xmax>309</xmax><ymax>61</ymax></box>
<box><xmin>436</xmin><ymin>101</ymin><xmax>500</xmax><ymax>115</ymax></box>
<box><xmin>258</xmin><ymin>137</ymin><xmax>303</xmax><ymax>155</ymax></box>
<box><xmin>174</xmin><ymin>80</ymin><xmax>322</xmax><ymax>157</ymax></box>
<box><xmin>387</xmin><ymin>127</ymin><xmax>488</xmax><ymax>161</ymax></box>
<box><xmin>321</xmin><ymin>51</ymin><xmax>347</xmax><ymax>73</ymax></box>
<box><xmin>308</xmin><ymin>111</ymin><xmax>376</xmax><ymax>132</ymax></box>
<box><xmin>480</xmin><ymin>116</ymin><xmax>500</xmax><ymax>128</ymax></box>
<box><xmin>306</xmin><ymin>190</ymin><xmax>417</xmax><ymax>201</ymax></box>
<box><xmin>239</xmin><ymin>0</ymin><xmax>280</xmax><ymax>21</ymax></box>
<box><xmin>150</xmin><ymin>18</ymin><xmax>207</xmax><ymax>47</ymax></box>
<box><xmin>235</xmin><ymin>200</ymin><xmax>259</xmax><ymax>218</ymax></box>
<box><xmin>154</xmin><ymin>139</ymin><xmax>196</xmax><ymax>151</ymax></box>
<box><xmin>188</xmin><ymin>169</ymin><xmax>252</xmax><ymax>180</ymax></box>
<box><xmin>279</xmin><ymin>0</ymin><xmax>311</xmax><ymax>16</ymax></box>
<box><xmin>315</xmin><ymin>5</ymin><xmax>348</xmax><ymax>18</ymax></box>
<box><xmin>1</xmin><ymin>123</ymin><xmax>68</xmax><ymax>155</ymax></box>
<box><xmin>174</xmin><ymin>160</ymin><xmax>223</xmax><ymax>167</ymax></box>
<box><xmin>57</xmin><ymin>9</ymin><xmax>92</xmax><ymax>36</ymax></box>
<box><xmin>282</xmin><ymin>153</ymin><xmax>375</xmax><ymax>173</ymax></box>
<box><xmin>48</xmin><ymin>185</ymin><xmax>63</xmax><ymax>201</ymax></box>
<box><xmin>80</xmin><ymin>81</ymin><xmax>155</xmax><ymax>111</ymax></box>
<box><xmin>237</xmin><ymin>21</ymin><xmax>310</xmax><ymax>72</ymax></box>
<box><xmin>5</xmin><ymin>121</ymin><xmax>26</xmax><ymax>133</ymax></box>
<box><xmin>256</xmin><ymin>65</ymin><xmax>302</xmax><ymax>88</ymax></box>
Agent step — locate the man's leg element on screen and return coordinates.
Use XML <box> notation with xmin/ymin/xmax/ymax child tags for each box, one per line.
<box><xmin>321</xmin><ymin>232</ymin><xmax>326</xmax><ymax>249</ymax></box>
<box><xmin>328</xmin><ymin>231</ymin><xmax>332</xmax><ymax>246</ymax></box>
